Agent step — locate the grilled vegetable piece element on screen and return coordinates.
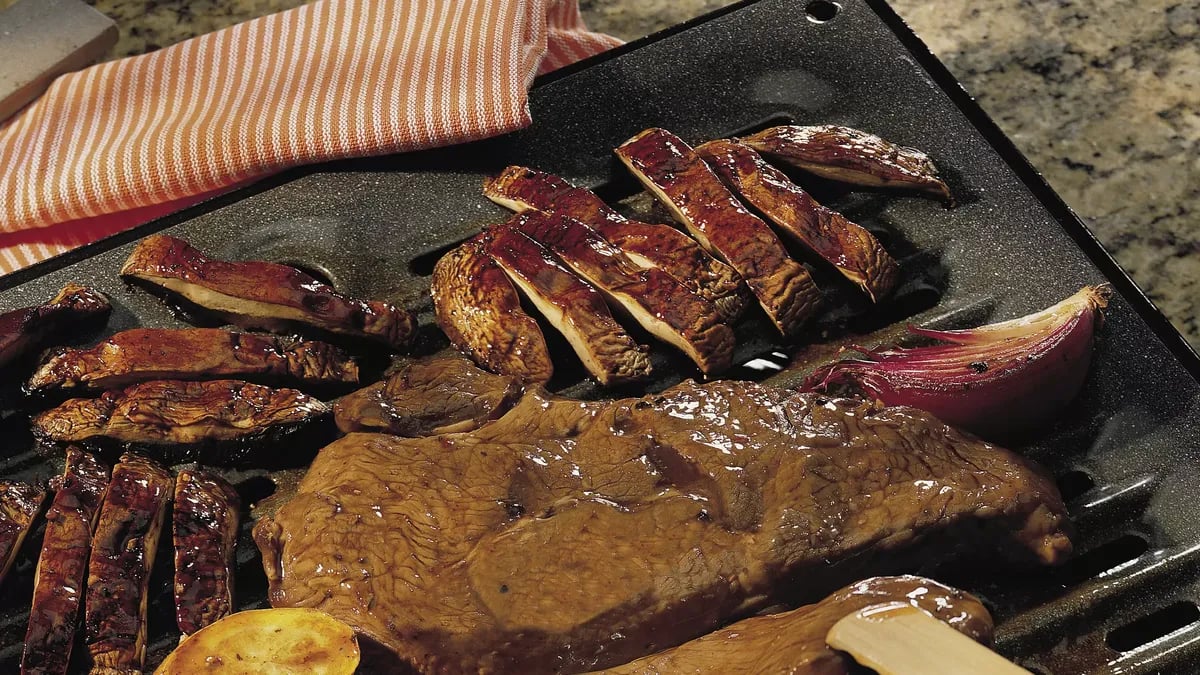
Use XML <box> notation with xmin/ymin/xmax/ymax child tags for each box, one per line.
<box><xmin>616</xmin><ymin>128</ymin><xmax>822</xmax><ymax>337</ymax></box>
<box><xmin>28</xmin><ymin>328</ymin><xmax>359</xmax><ymax>394</ymax></box>
<box><xmin>482</xmin><ymin>228</ymin><xmax>652</xmax><ymax>386</ymax></box>
<box><xmin>335</xmin><ymin>357</ymin><xmax>524</xmax><ymax>436</ymax></box>
<box><xmin>0</xmin><ymin>481</ymin><xmax>46</xmax><ymax>586</ymax></box>
<box><xmin>85</xmin><ymin>453</ymin><xmax>173</xmax><ymax>674</ymax></box>
<box><xmin>120</xmin><ymin>235</ymin><xmax>415</xmax><ymax>350</ymax></box>
<box><xmin>0</xmin><ymin>283</ymin><xmax>110</xmax><ymax>369</ymax></box>
<box><xmin>431</xmin><ymin>240</ymin><xmax>554</xmax><ymax>384</ymax></box>
<box><xmin>741</xmin><ymin>124</ymin><xmax>953</xmax><ymax>203</ymax></box>
<box><xmin>698</xmin><ymin>139</ymin><xmax>901</xmax><ymax>302</ymax></box>
<box><xmin>31</xmin><ymin>379</ymin><xmax>330</xmax><ymax>461</ymax></box>
<box><xmin>507</xmin><ymin>211</ymin><xmax>735</xmax><ymax>375</ymax></box>
<box><xmin>22</xmin><ymin>449</ymin><xmax>110</xmax><ymax>675</ymax></box>
<box><xmin>154</xmin><ymin>608</ymin><xmax>360</xmax><ymax>675</ymax></box>
<box><xmin>173</xmin><ymin>469</ymin><xmax>241</xmax><ymax>638</ymax></box>
<box><xmin>595</xmin><ymin>576</ymin><xmax>993</xmax><ymax>675</ymax></box>
<box><xmin>483</xmin><ymin>166</ymin><xmax>749</xmax><ymax>321</ymax></box>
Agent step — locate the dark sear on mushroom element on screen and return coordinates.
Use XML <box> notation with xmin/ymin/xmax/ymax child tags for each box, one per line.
<box><xmin>0</xmin><ymin>283</ymin><xmax>110</xmax><ymax>370</ymax></box>
<box><xmin>27</xmin><ymin>328</ymin><xmax>360</xmax><ymax>394</ymax></box>
<box><xmin>172</xmin><ymin>469</ymin><xmax>241</xmax><ymax>638</ymax></box>
<box><xmin>120</xmin><ymin>234</ymin><xmax>415</xmax><ymax>351</ymax></box>
<box><xmin>0</xmin><ymin>481</ymin><xmax>46</xmax><ymax>587</ymax></box>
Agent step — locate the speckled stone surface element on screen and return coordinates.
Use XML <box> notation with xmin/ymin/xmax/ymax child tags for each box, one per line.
<box><xmin>4</xmin><ymin>0</ymin><xmax>1198</xmax><ymax>346</ymax></box>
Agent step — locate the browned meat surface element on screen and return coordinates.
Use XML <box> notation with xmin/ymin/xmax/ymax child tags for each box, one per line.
<box><xmin>483</xmin><ymin>166</ymin><xmax>749</xmax><ymax>321</ymax></box>
<box><xmin>741</xmin><ymin>125</ymin><xmax>953</xmax><ymax>203</ymax></box>
<box><xmin>698</xmin><ymin>139</ymin><xmax>900</xmax><ymax>302</ymax></box>
<box><xmin>0</xmin><ymin>481</ymin><xmax>45</xmax><ymax>586</ymax></box>
<box><xmin>22</xmin><ymin>449</ymin><xmax>110</xmax><ymax>675</ymax></box>
<box><xmin>431</xmin><ymin>240</ymin><xmax>554</xmax><ymax>384</ymax></box>
<box><xmin>482</xmin><ymin>228</ymin><xmax>651</xmax><ymax>386</ymax></box>
<box><xmin>120</xmin><ymin>235</ymin><xmax>415</xmax><ymax>350</ymax></box>
<box><xmin>85</xmin><ymin>454</ymin><xmax>172</xmax><ymax>674</ymax></box>
<box><xmin>27</xmin><ymin>328</ymin><xmax>359</xmax><ymax>393</ymax></box>
<box><xmin>256</xmin><ymin>380</ymin><xmax>1070</xmax><ymax>674</ymax></box>
<box><xmin>31</xmin><ymin>380</ymin><xmax>329</xmax><ymax>455</ymax></box>
<box><xmin>507</xmin><ymin>211</ymin><xmax>735</xmax><ymax>375</ymax></box>
<box><xmin>595</xmin><ymin>576</ymin><xmax>993</xmax><ymax>675</ymax></box>
<box><xmin>334</xmin><ymin>357</ymin><xmax>523</xmax><ymax>436</ymax></box>
<box><xmin>0</xmin><ymin>284</ymin><xmax>110</xmax><ymax>370</ymax></box>
<box><xmin>615</xmin><ymin>128</ymin><xmax>822</xmax><ymax>337</ymax></box>
<box><xmin>173</xmin><ymin>469</ymin><xmax>240</xmax><ymax>638</ymax></box>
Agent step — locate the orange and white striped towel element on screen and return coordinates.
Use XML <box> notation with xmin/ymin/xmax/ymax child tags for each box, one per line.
<box><xmin>0</xmin><ymin>0</ymin><xmax>621</xmax><ymax>275</ymax></box>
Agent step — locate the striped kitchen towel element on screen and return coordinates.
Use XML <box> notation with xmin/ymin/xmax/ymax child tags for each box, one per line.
<box><xmin>0</xmin><ymin>0</ymin><xmax>621</xmax><ymax>275</ymax></box>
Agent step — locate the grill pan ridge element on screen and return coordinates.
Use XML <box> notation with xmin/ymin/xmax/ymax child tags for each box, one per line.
<box><xmin>2</xmin><ymin>1</ymin><xmax>1200</xmax><ymax>672</ymax></box>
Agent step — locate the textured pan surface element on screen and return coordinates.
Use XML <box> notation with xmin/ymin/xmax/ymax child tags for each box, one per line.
<box><xmin>1</xmin><ymin>1</ymin><xmax>1199</xmax><ymax>673</ymax></box>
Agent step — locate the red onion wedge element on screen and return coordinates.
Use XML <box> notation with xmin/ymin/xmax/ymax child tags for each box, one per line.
<box><xmin>803</xmin><ymin>285</ymin><xmax>1112</xmax><ymax>438</ymax></box>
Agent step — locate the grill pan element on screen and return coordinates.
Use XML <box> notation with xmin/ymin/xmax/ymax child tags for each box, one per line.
<box><xmin>3</xmin><ymin>0</ymin><xmax>1200</xmax><ymax>672</ymax></box>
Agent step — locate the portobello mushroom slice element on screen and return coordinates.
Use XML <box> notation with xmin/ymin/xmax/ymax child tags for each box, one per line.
<box><xmin>28</xmin><ymin>328</ymin><xmax>359</xmax><ymax>394</ymax></box>
<box><xmin>740</xmin><ymin>124</ymin><xmax>953</xmax><ymax>203</ymax></box>
<box><xmin>85</xmin><ymin>453</ymin><xmax>173</xmax><ymax>674</ymax></box>
<box><xmin>173</xmin><ymin>469</ymin><xmax>241</xmax><ymax>638</ymax></box>
<box><xmin>0</xmin><ymin>283</ymin><xmax>110</xmax><ymax>369</ymax></box>
<box><xmin>22</xmin><ymin>449</ymin><xmax>110</xmax><ymax>675</ymax></box>
<box><xmin>430</xmin><ymin>240</ymin><xmax>554</xmax><ymax>384</ymax></box>
<box><xmin>120</xmin><ymin>235</ymin><xmax>415</xmax><ymax>350</ymax></box>
<box><xmin>335</xmin><ymin>357</ymin><xmax>524</xmax><ymax>436</ymax></box>
<box><xmin>615</xmin><ymin>128</ymin><xmax>822</xmax><ymax>337</ymax></box>
<box><xmin>483</xmin><ymin>166</ymin><xmax>749</xmax><ymax>321</ymax></box>
<box><xmin>30</xmin><ymin>379</ymin><xmax>330</xmax><ymax>463</ymax></box>
<box><xmin>0</xmin><ymin>481</ymin><xmax>46</xmax><ymax>587</ymax></box>
<box><xmin>482</xmin><ymin>228</ymin><xmax>652</xmax><ymax>386</ymax></box>
<box><xmin>508</xmin><ymin>211</ymin><xmax>735</xmax><ymax>375</ymax></box>
<box><xmin>698</xmin><ymin>139</ymin><xmax>901</xmax><ymax>302</ymax></box>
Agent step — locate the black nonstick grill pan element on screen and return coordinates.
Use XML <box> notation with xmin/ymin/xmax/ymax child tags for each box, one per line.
<box><xmin>3</xmin><ymin>0</ymin><xmax>1200</xmax><ymax>672</ymax></box>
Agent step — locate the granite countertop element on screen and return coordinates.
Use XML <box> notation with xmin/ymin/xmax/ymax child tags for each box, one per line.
<box><xmin>12</xmin><ymin>0</ymin><xmax>1199</xmax><ymax>345</ymax></box>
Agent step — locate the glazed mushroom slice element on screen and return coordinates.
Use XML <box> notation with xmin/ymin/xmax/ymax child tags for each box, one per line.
<box><xmin>0</xmin><ymin>481</ymin><xmax>46</xmax><ymax>587</ymax></box>
<box><xmin>483</xmin><ymin>166</ymin><xmax>749</xmax><ymax>322</ymax></box>
<box><xmin>27</xmin><ymin>328</ymin><xmax>359</xmax><ymax>394</ymax></box>
<box><xmin>615</xmin><ymin>128</ymin><xmax>823</xmax><ymax>337</ymax></box>
<box><xmin>30</xmin><ymin>379</ymin><xmax>330</xmax><ymax>463</ymax></box>
<box><xmin>482</xmin><ymin>228</ymin><xmax>652</xmax><ymax>386</ymax></box>
<box><xmin>22</xmin><ymin>449</ymin><xmax>110</xmax><ymax>675</ymax></box>
<box><xmin>84</xmin><ymin>453</ymin><xmax>172</xmax><ymax>674</ymax></box>
<box><xmin>740</xmin><ymin>124</ymin><xmax>953</xmax><ymax>203</ymax></box>
<box><xmin>173</xmin><ymin>469</ymin><xmax>241</xmax><ymax>638</ymax></box>
<box><xmin>0</xmin><ymin>283</ymin><xmax>110</xmax><ymax>369</ymax></box>
<box><xmin>431</xmin><ymin>240</ymin><xmax>554</xmax><ymax>384</ymax></box>
<box><xmin>120</xmin><ymin>235</ymin><xmax>415</xmax><ymax>350</ymax></box>
<box><xmin>508</xmin><ymin>211</ymin><xmax>735</xmax><ymax>375</ymax></box>
<box><xmin>334</xmin><ymin>357</ymin><xmax>524</xmax><ymax>436</ymax></box>
<box><xmin>698</xmin><ymin>139</ymin><xmax>900</xmax><ymax>302</ymax></box>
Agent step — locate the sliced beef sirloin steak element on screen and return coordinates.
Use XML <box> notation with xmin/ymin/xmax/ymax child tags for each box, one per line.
<box><xmin>256</xmin><ymin>380</ymin><xmax>1070</xmax><ymax>674</ymax></box>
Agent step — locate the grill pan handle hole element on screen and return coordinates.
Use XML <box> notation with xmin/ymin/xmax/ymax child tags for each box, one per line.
<box><xmin>1056</xmin><ymin>469</ymin><xmax>1096</xmax><ymax>501</ymax></box>
<box><xmin>1106</xmin><ymin>601</ymin><xmax>1200</xmax><ymax>652</ymax></box>
<box><xmin>804</xmin><ymin>0</ymin><xmax>841</xmax><ymax>23</ymax></box>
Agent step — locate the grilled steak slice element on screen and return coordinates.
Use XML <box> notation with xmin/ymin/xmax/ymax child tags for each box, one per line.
<box><xmin>507</xmin><ymin>211</ymin><xmax>735</xmax><ymax>375</ymax></box>
<box><xmin>0</xmin><ymin>284</ymin><xmax>110</xmax><ymax>370</ymax></box>
<box><xmin>256</xmin><ymin>380</ymin><xmax>1070</xmax><ymax>674</ymax></box>
<box><xmin>173</xmin><ymin>469</ymin><xmax>241</xmax><ymax>638</ymax></box>
<box><xmin>698</xmin><ymin>139</ymin><xmax>901</xmax><ymax>302</ymax></box>
<box><xmin>741</xmin><ymin>125</ymin><xmax>953</xmax><ymax>203</ymax></box>
<box><xmin>595</xmin><ymin>576</ymin><xmax>993</xmax><ymax>674</ymax></box>
<box><xmin>22</xmin><ymin>449</ymin><xmax>110</xmax><ymax>675</ymax></box>
<box><xmin>85</xmin><ymin>453</ymin><xmax>172</xmax><ymax>674</ymax></box>
<box><xmin>0</xmin><ymin>481</ymin><xmax>46</xmax><ymax>586</ymax></box>
<box><xmin>483</xmin><ymin>166</ymin><xmax>749</xmax><ymax>321</ymax></box>
<box><xmin>615</xmin><ymin>128</ymin><xmax>822</xmax><ymax>337</ymax></box>
<box><xmin>482</xmin><ymin>228</ymin><xmax>652</xmax><ymax>386</ymax></box>
<box><xmin>31</xmin><ymin>380</ymin><xmax>330</xmax><ymax>463</ymax></box>
<box><xmin>431</xmin><ymin>240</ymin><xmax>554</xmax><ymax>384</ymax></box>
<box><xmin>335</xmin><ymin>357</ymin><xmax>523</xmax><ymax>436</ymax></box>
<box><xmin>28</xmin><ymin>328</ymin><xmax>359</xmax><ymax>394</ymax></box>
<box><xmin>120</xmin><ymin>235</ymin><xmax>415</xmax><ymax>350</ymax></box>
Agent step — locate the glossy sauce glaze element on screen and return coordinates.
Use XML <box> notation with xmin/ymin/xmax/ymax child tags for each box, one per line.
<box><xmin>173</xmin><ymin>469</ymin><xmax>241</xmax><ymax>637</ymax></box>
